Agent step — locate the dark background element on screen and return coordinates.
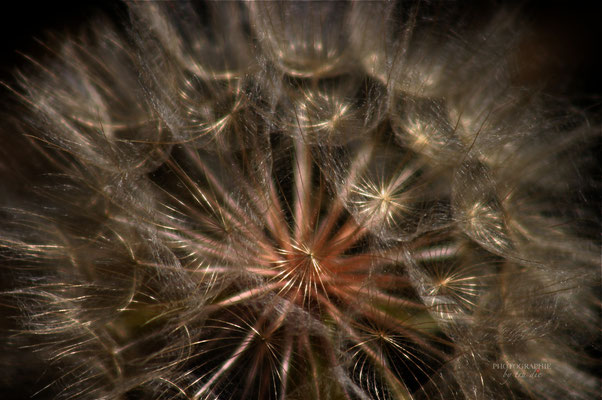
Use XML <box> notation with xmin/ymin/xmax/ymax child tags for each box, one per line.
<box><xmin>0</xmin><ymin>1</ymin><xmax>600</xmax><ymax>103</ymax></box>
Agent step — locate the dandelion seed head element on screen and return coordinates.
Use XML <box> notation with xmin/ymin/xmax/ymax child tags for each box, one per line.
<box><xmin>0</xmin><ymin>1</ymin><xmax>599</xmax><ymax>399</ymax></box>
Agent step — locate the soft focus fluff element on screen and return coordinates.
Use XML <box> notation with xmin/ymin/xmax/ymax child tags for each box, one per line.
<box><xmin>0</xmin><ymin>1</ymin><xmax>599</xmax><ymax>399</ymax></box>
